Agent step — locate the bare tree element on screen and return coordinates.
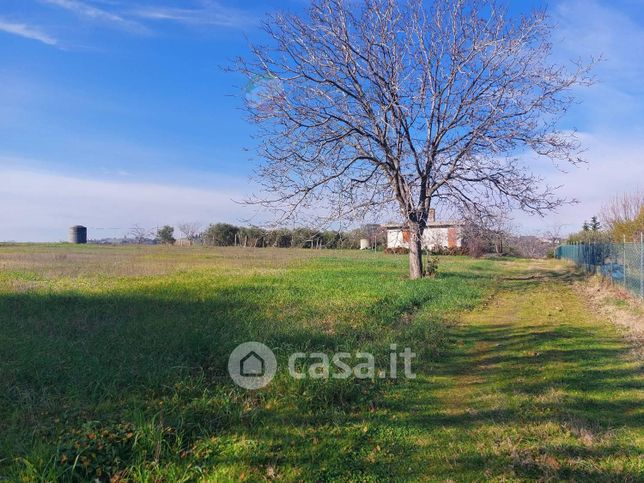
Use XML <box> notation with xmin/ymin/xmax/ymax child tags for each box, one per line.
<box><xmin>129</xmin><ymin>224</ymin><xmax>151</xmax><ymax>244</ymax></box>
<box><xmin>481</xmin><ymin>209</ymin><xmax>512</xmax><ymax>255</ymax></box>
<box><xmin>509</xmin><ymin>235</ymin><xmax>549</xmax><ymax>259</ymax></box>
<box><xmin>177</xmin><ymin>222</ymin><xmax>202</xmax><ymax>246</ymax></box>
<box><xmin>600</xmin><ymin>191</ymin><xmax>644</xmax><ymax>232</ymax></box>
<box><xmin>543</xmin><ymin>223</ymin><xmax>566</xmax><ymax>246</ymax></box>
<box><xmin>461</xmin><ymin>207</ymin><xmax>512</xmax><ymax>257</ymax></box>
<box><xmin>237</xmin><ymin>0</ymin><xmax>593</xmax><ymax>278</ymax></box>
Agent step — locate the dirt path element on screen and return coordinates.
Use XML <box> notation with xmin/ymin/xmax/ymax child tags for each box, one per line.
<box><xmin>407</xmin><ymin>262</ymin><xmax>643</xmax><ymax>480</ymax></box>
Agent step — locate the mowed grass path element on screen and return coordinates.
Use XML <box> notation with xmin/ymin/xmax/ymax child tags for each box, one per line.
<box><xmin>391</xmin><ymin>265</ymin><xmax>643</xmax><ymax>480</ymax></box>
<box><xmin>0</xmin><ymin>245</ymin><xmax>642</xmax><ymax>480</ymax></box>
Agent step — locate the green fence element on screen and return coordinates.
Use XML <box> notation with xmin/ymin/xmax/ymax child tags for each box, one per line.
<box><xmin>555</xmin><ymin>236</ymin><xmax>644</xmax><ymax>300</ymax></box>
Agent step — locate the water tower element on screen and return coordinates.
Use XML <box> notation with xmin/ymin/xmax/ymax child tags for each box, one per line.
<box><xmin>68</xmin><ymin>225</ymin><xmax>87</xmax><ymax>244</ymax></box>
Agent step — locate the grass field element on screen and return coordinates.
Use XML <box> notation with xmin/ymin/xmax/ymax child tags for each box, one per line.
<box><xmin>0</xmin><ymin>245</ymin><xmax>642</xmax><ymax>481</ymax></box>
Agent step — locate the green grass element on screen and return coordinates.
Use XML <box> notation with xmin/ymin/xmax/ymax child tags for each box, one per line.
<box><xmin>0</xmin><ymin>245</ymin><xmax>641</xmax><ymax>481</ymax></box>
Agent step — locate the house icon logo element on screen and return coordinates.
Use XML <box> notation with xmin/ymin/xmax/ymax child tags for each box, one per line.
<box><xmin>228</xmin><ymin>342</ymin><xmax>277</xmax><ymax>389</ymax></box>
<box><xmin>240</xmin><ymin>350</ymin><xmax>265</xmax><ymax>377</ymax></box>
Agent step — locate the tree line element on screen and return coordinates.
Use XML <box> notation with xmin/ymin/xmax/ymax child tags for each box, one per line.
<box><xmin>153</xmin><ymin>220</ymin><xmax>563</xmax><ymax>260</ymax></box>
<box><xmin>154</xmin><ymin>223</ymin><xmax>386</xmax><ymax>250</ymax></box>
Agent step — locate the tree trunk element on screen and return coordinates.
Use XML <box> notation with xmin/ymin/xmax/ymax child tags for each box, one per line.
<box><xmin>408</xmin><ymin>222</ymin><xmax>424</xmax><ymax>279</ymax></box>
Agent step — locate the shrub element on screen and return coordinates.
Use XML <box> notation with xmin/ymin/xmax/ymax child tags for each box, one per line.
<box><xmin>429</xmin><ymin>246</ymin><xmax>468</xmax><ymax>256</ymax></box>
<box><xmin>426</xmin><ymin>256</ymin><xmax>439</xmax><ymax>277</ymax></box>
<box><xmin>384</xmin><ymin>247</ymin><xmax>409</xmax><ymax>254</ymax></box>
<box><xmin>202</xmin><ymin>223</ymin><xmax>240</xmax><ymax>246</ymax></box>
<box><xmin>156</xmin><ymin>225</ymin><xmax>176</xmax><ymax>245</ymax></box>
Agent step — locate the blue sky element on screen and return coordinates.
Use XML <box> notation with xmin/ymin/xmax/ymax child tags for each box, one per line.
<box><xmin>1</xmin><ymin>0</ymin><xmax>643</xmax><ymax>241</ymax></box>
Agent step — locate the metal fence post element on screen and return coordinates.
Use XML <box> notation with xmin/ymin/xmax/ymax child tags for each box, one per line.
<box><xmin>623</xmin><ymin>235</ymin><xmax>627</xmax><ymax>289</ymax></box>
<box><xmin>640</xmin><ymin>232</ymin><xmax>644</xmax><ymax>299</ymax></box>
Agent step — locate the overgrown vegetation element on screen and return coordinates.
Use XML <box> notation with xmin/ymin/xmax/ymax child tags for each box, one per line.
<box><xmin>611</xmin><ymin>208</ymin><xmax>644</xmax><ymax>242</ymax></box>
<box><xmin>601</xmin><ymin>191</ymin><xmax>644</xmax><ymax>242</ymax></box>
<box><xmin>199</xmin><ymin>223</ymin><xmax>384</xmax><ymax>249</ymax></box>
<box><xmin>0</xmin><ymin>246</ymin><xmax>641</xmax><ymax>480</ymax></box>
<box><xmin>565</xmin><ymin>191</ymin><xmax>644</xmax><ymax>244</ymax></box>
<box><xmin>567</xmin><ymin>217</ymin><xmax>611</xmax><ymax>244</ymax></box>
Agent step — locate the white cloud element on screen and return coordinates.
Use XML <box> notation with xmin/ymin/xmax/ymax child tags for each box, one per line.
<box><xmin>506</xmin><ymin>0</ymin><xmax>644</xmax><ymax>236</ymax></box>
<box><xmin>0</xmin><ymin>19</ymin><xmax>58</xmax><ymax>46</ymax></box>
<box><xmin>131</xmin><ymin>1</ymin><xmax>259</xmax><ymax>29</ymax></box>
<box><xmin>513</xmin><ymin>132</ymin><xmax>644</xmax><ymax>235</ymax></box>
<box><xmin>42</xmin><ymin>0</ymin><xmax>149</xmax><ymax>34</ymax></box>
<box><xmin>40</xmin><ymin>0</ymin><xmax>258</xmax><ymax>34</ymax></box>
<box><xmin>554</xmin><ymin>0</ymin><xmax>644</xmax><ymax>75</ymax></box>
<box><xmin>553</xmin><ymin>0</ymin><xmax>644</xmax><ymax>131</ymax></box>
<box><xmin>0</xmin><ymin>166</ymin><xmax>256</xmax><ymax>242</ymax></box>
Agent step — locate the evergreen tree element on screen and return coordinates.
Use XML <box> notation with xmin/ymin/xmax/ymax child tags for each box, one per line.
<box><xmin>156</xmin><ymin>225</ymin><xmax>176</xmax><ymax>244</ymax></box>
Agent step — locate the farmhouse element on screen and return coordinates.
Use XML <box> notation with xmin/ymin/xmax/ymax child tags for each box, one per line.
<box><xmin>386</xmin><ymin>209</ymin><xmax>464</xmax><ymax>250</ymax></box>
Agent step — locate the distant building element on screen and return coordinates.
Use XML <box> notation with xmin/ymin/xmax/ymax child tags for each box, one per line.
<box><xmin>385</xmin><ymin>209</ymin><xmax>464</xmax><ymax>250</ymax></box>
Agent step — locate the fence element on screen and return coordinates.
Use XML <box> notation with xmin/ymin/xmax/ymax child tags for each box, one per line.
<box><xmin>555</xmin><ymin>234</ymin><xmax>644</xmax><ymax>300</ymax></box>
